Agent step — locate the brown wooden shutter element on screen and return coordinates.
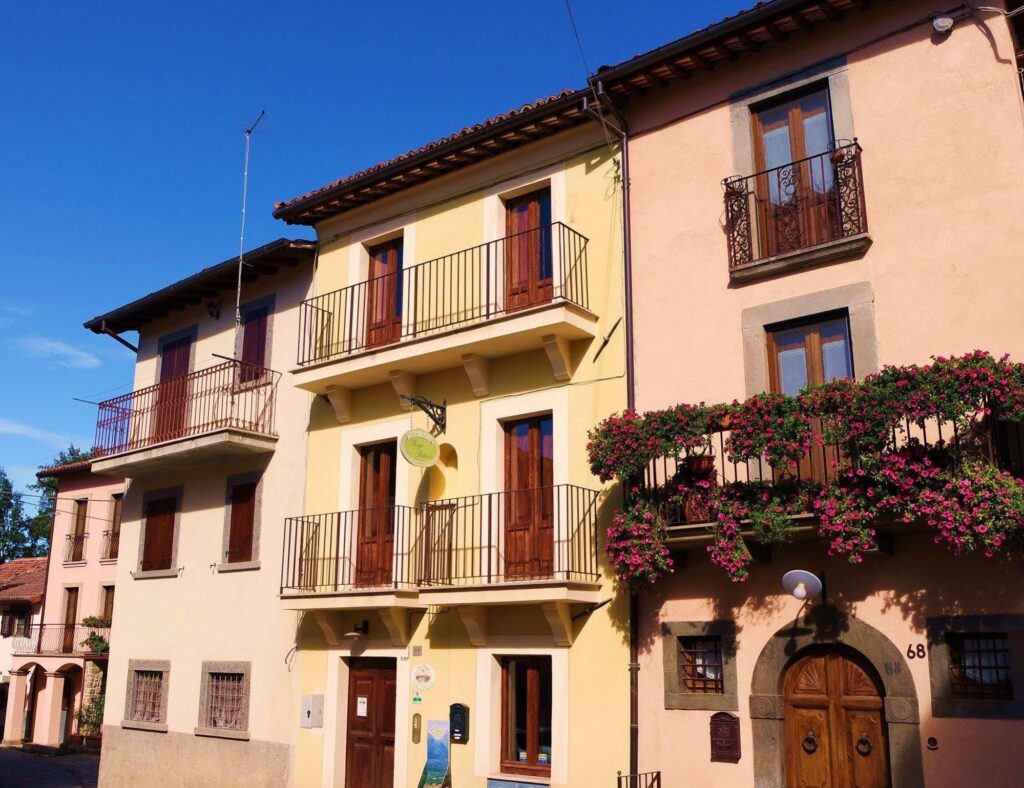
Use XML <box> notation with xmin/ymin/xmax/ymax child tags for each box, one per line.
<box><xmin>226</xmin><ymin>482</ymin><xmax>257</xmax><ymax>563</ymax></box>
<box><xmin>142</xmin><ymin>497</ymin><xmax>177</xmax><ymax>571</ymax></box>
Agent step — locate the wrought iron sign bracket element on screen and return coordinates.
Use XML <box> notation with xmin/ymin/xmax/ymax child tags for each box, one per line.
<box><xmin>401</xmin><ymin>395</ymin><xmax>447</xmax><ymax>433</ymax></box>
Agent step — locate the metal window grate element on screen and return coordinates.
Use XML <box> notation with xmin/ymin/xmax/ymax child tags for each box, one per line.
<box><xmin>132</xmin><ymin>670</ymin><xmax>163</xmax><ymax>722</ymax></box>
<box><xmin>949</xmin><ymin>633</ymin><xmax>1013</xmax><ymax>700</ymax></box>
<box><xmin>679</xmin><ymin>636</ymin><xmax>724</xmax><ymax>694</ymax></box>
<box><xmin>207</xmin><ymin>672</ymin><xmax>245</xmax><ymax>729</ymax></box>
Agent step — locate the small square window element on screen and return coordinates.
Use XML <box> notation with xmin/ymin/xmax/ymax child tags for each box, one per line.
<box><xmin>679</xmin><ymin>636</ymin><xmax>725</xmax><ymax>694</ymax></box>
<box><xmin>132</xmin><ymin>671</ymin><xmax>164</xmax><ymax>723</ymax></box>
<box><xmin>948</xmin><ymin>633</ymin><xmax>1013</xmax><ymax>700</ymax></box>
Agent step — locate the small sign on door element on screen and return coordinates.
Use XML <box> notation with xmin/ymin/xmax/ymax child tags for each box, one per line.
<box><xmin>356</xmin><ymin>696</ymin><xmax>369</xmax><ymax>718</ymax></box>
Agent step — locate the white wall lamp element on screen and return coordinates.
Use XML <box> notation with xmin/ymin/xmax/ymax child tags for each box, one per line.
<box><xmin>782</xmin><ymin>569</ymin><xmax>825</xmax><ymax>603</ymax></box>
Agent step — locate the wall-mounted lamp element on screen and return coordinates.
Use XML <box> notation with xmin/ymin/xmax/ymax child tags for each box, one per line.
<box><xmin>782</xmin><ymin>570</ymin><xmax>823</xmax><ymax>602</ymax></box>
<box><xmin>207</xmin><ymin>301</ymin><xmax>221</xmax><ymax>320</ymax></box>
<box><xmin>932</xmin><ymin>15</ymin><xmax>955</xmax><ymax>34</ymax></box>
<box><xmin>345</xmin><ymin>619</ymin><xmax>370</xmax><ymax>638</ymax></box>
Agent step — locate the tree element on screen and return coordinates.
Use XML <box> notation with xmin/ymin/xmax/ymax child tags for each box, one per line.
<box><xmin>0</xmin><ymin>468</ymin><xmax>36</xmax><ymax>563</ymax></box>
<box><xmin>26</xmin><ymin>444</ymin><xmax>91</xmax><ymax>546</ymax></box>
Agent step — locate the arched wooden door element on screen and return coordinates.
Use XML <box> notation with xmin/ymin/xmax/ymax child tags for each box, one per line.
<box><xmin>783</xmin><ymin>646</ymin><xmax>890</xmax><ymax>788</ymax></box>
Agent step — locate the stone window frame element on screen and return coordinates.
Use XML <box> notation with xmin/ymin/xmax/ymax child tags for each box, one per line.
<box><xmin>926</xmin><ymin>613</ymin><xmax>1024</xmax><ymax>719</ymax></box>
<box><xmin>135</xmin><ymin>486</ymin><xmax>184</xmax><ymax>580</ymax></box>
<box><xmin>195</xmin><ymin>660</ymin><xmax>252</xmax><ymax>741</ymax></box>
<box><xmin>741</xmin><ymin>281</ymin><xmax>877</xmax><ymax>398</ymax></box>
<box><xmin>217</xmin><ymin>471</ymin><xmax>264</xmax><ymax>573</ymax></box>
<box><xmin>662</xmin><ymin>621</ymin><xmax>739</xmax><ymax>711</ymax></box>
<box><xmin>122</xmin><ymin>659</ymin><xmax>170</xmax><ymax>733</ymax></box>
<box><xmin>727</xmin><ymin>56</ymin><xmax>868</xmax><ymax>280</ymax></box>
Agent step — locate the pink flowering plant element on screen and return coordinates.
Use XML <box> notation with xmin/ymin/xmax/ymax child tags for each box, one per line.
<box><xmin>586</xmin><ymin>351</ymin><xmax>1024</xmax><ymax>587</ymax></box>
<box><xmin>605</xmin><ymin>495</ymin><xmax>674</xmax><ymax>591</ymax></box>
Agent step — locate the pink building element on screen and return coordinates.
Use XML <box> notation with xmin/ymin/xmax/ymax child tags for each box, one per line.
<box><xmin>591</xmin><ymin>1</ymin><xmax>1024</xmax><ymax>786</ymax></box>
<box><xmin>2</xmin><ymin>461</ymin><xmax>124</xmax><ymax>749</ymax></box>
<box><xmin>0</xmin><ymin>558</ymin><xmax>46</xmax><ymax>742</ymax></box>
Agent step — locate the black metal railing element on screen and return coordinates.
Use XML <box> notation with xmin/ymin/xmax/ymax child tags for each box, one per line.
<box><xmin>723</xmin><ymin>140</ymin><xmax>866</xmax><ymax>269</ymax></box>
<box><xmin>64</xmin><ymin>533</ymin><xmax>87</xmax><ymax>563</ymax></box>
<box><xmin>643</xmin><ymin>416</ymin><xmax>1024</xmax><ymax>527</ymax></box>
<box><xmin>94</xmin><ymin>359</ymin><xmax>280</xmax><ymax>457</ymax></box>
<box><xmin>297</xmin><ymin>222</ymin><xmax>590</xmax><ymax>365</ymax></box>
<box><xmin>617</xmin><ymin>772</ymin><xmax>662</xmax><ymax>788</ymax></box>
<box><xmin>102</xmin><ymin>529</ymin><xmax>120</xmax><ymax>560</ymax></box>
<box><xmin>11</xmin><ymin>623</ymin><xmax>111</xmax><ymax>657</ymax></box>
<box><xmin>280</xmin><ymin>485</ymin><xmax>601</xmax><ymax>594</ymax></box>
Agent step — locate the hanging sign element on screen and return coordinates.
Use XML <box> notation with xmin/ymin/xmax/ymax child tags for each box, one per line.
<box><xmin>412</xmin><ymin>663</ymin><xmax>437</xmax><ymax>691</ymax></box>
<box><xmin>400</xmin><ymin>429</ymin><xmax>440</xmax><ymax>468</ymax></box>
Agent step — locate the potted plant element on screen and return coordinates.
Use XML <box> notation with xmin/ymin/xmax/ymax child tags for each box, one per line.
<box><xmin>75</xmin><ymin>694</ymin><xmax>104</xmax><ymax>748</ymax></box>
<box><xmin>79</xmin><ymin>615</ymin><xmax>112</xmax><ymax>655</ymax></box>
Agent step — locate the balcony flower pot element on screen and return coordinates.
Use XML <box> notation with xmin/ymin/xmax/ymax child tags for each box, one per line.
<box><xmin>685</xmin><ymin>454</ymin><xmax>716</xmax><ymax>477</ymax></box>
<box><xmin>84</xmin><ymin>735</ymin><xmax>102</xmax><ymax>748</ymax></box>
<box><xmin>67</xmin><ymin>733</ymin><xmax>84</xmax><ymax>747</ymax></box>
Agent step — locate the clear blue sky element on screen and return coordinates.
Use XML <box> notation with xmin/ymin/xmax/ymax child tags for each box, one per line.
<box><xmin>0</xmin><ymin>0</ymin><xmax>748</xmax><ymax>497</ymax></box>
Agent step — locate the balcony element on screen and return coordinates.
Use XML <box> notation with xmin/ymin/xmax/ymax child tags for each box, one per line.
<box><xmin>11</xmin><ymin>623</ymin><xmax>111</xmax><ymax>659</ymax></box>
<box><xmin>91</xmin><ymin>359</ymin><xmax>280</xmax><ymax>477</ymax></box>
<box><xmin>291</xmin><ymin>224</ymin><xmax>596</xmax><ymax>418</ymax></box>
<box><xmin>63</xmin><ymin>533</ymin><xmax>87</xmax><ymax>564</ymax></box>
<box><xmin>280</xmin><ymin>485</ymin><xmax>602</xmax><ymax>643</ymax></box>
<box><xmin>101</xmin><ymin>529</ymin><xmax>120</xmax><ymax>561</ymax></box>
<box><xmin>723</xmin><ymin>140</ymin><xmax>869</xmax><ymax>281</ymax></box>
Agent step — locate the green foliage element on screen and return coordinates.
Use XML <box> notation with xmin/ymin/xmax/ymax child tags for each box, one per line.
<box><xmin>75</xmin><ymin>693</ymin><xmax>105</xmax><ymax>735</ymax></box>
<box><xmin>26</xmin><ymin>444</ymin><xmax>91</xmax><ymax>540</ymax></box>
<box><xmin>0</xmin><ymin>468</ymin><xmax>35</xmax><ymax>563</ymax></box>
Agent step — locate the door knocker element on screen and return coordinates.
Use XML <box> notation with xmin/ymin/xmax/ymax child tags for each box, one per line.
<box><xmin>802</xmin><ymin>731</ymin><xmax>819</xmax><ymax>754</ymax></box>
<box><xmin>856</xmin><ymin>733</ymin><xmax>873</xmax><ymax>756</ymax></box>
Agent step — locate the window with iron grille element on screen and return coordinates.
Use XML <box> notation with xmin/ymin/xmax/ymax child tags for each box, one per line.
<box><xmin>207</xmin><ymin>673</ymin><xmax>245</xmax><ymax>729</ymax></box>
<box><xmin>131</xmin><ymin>670</ymin><xmax>164</xmax><ymax>722</ymax></box>
<box><xmin>948</xmin><ymin>633</ymin><xmax>1013</xmax><ymax>700</ymax></box>
<box><xmin>678</xmin><ymin>636</ymin><xmax>725</xmax><ymax>694</ymax></box>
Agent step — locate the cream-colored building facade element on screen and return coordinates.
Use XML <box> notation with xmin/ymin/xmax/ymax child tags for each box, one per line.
<box><xmin>273</xmin><ymin>96</ymin><xmax>630</xmax><ymax>786</ymax></box>
<box><xmin>86</xmin><ymin>239</ymin><xmax>316</xmax><ymax>786</ymax></box>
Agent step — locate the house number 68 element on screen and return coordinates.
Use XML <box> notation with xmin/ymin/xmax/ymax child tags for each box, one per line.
<box><xmin>906</xmin><ymin>644</ymin><xmax>926</xmax><ymax>659</ymax></box>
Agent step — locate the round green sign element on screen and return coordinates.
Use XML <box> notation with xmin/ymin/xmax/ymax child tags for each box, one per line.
<box><xmin>400</xmin><ymin>429</ymin><xmax>440</xmax><ymax>468</ymax></box>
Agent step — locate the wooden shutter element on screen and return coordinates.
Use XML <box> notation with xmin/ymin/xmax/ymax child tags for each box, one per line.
<box><xmin>142</xmin><ymin>497</ymin><xmax>177</xmax><ymax>571</ymax></box>
<box><xmin>102</xmin><ymin>587</ymin><xmax>115</xmax><ymax>620</ymax></box>
<box><xmin>0</xmin><ymin>615</ymin><xmax>12</xmax><ymax>638</ymax></box>
<box><xmin>226</xmin><ymin>481</ymin><xmax>258</xmax><ymax>564</ymax></box>
<box><xmin>240</xmin><ymin>307</ymin><xmax>269</xmax><ymax>383</ymax></box>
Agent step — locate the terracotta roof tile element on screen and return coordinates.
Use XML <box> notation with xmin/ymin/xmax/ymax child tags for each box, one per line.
<box><xmin>36</xmin><ymin>459</ymin><xmax>92</xmax><ymax>479</ymax></box>
<box><xmin>0</xmin><ymin>558</ymin><xmax>47</xmax><ymax>605</ymax></box>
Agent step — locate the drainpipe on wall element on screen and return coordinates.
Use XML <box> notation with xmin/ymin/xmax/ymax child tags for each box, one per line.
<box><xmin>584</xmin><ymin>80</ymin><xmax>639</xmax><ymax>777</ymax></box>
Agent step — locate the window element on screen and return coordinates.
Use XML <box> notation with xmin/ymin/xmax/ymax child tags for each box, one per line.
<box><xmin>767</xmin><ymin>312</ymin><xmax>853</xmax><ymax>396</ymax></box>
<box><xmin>123</xmin><ymin>659</ymin><xmax>170</xmax><ymax>731</ymax></box>
<box><xmin>501</xmin><ymin>656</ymin><xmax>552</xmax><ymax>776</ymax></box>
<box><xmin>67</xmin><ymin>499</ymin><xmax>88</xmax><ymax>562</ymax></box>
<box><xmin>107</xmin><ymin>493</ymin><xmax>123</xmax><ymax>560</ymax></box>
<box><xmin>504</xmin><ymin>188</ymin><xmax>553</xmax><ymax>312</ymax></box>
<box><xmin>662</xmin><ymin>621</ymin><xmax>738</xmax><ymax>711</ymax></box>
<box><xmin>1</xmin><ymin>608</ymin><xmax>28</xmax><ymax>638</ymax></box>
<box><xmin>101</xmin><ymin>586</ymin><xmax>115</xmax><ymax>620</ymax></box>
<box><xmin>226</xmin><ymin>481</ymin><xmax>257</xmax><ymax>564</ymax></box>
<box><xmin>948</xmin><ymin>633</ymin><xmax>1013</xmax><ymax>700</ymax></box>
<box><xmin>138</xmin><ymin>490</ymin><xmax>180</xmax><ymax>576</ymax></box>
<box><xmin>197</xmin><ymin>661</ymin><xmax>251</xmax><ymax>739</ymax></box>
<box><xmin>679</xmin><ymin>637</ymin><xmax>725</xmax><ymax>694</ymax></box>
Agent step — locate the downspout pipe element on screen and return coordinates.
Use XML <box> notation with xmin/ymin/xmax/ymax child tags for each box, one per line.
<box><xmin>584</xmin><ymin>79</ymin><xmax>640</xmax><ymax>779</ymax></box>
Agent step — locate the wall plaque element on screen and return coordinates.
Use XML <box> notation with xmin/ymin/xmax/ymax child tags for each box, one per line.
<box><xmin>710</xmin><ymin>711</ymin><xmax>741</xmax><ymax>763</ymax></box>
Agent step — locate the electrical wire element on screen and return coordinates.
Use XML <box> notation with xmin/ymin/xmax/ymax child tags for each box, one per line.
<box><xmin>967</xmin><ymin>2</ymin><xmax>1024</xmax><ymax>18</ymax></box>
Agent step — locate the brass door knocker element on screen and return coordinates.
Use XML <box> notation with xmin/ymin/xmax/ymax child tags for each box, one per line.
<box><xmin>856</xmin><ymin>733</ymin><xmax>873</xmax><ymax>756</ymax></box>
<box><xmin>802</xmin><ymin>732</ymin><xmax>819</xmax><ymax>754</ymax></box>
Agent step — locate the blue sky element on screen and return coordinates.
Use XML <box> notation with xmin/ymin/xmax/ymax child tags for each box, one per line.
<box><xmin>0</xmin><ymin>0</ymin><xmax>748</xmax><ymax>495</ymax></box>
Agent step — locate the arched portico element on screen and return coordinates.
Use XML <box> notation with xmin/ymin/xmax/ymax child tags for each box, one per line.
<box><xmin>748</xmin><ymin>605</ymin><xmax>924</xmax><ymax>788</ymax></box>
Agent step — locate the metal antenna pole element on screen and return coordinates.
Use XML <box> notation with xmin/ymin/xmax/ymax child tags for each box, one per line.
<box><xmin>235</xmin><ymin>110</ymin><xmax>266</xmax><ymax>340</ymax></box>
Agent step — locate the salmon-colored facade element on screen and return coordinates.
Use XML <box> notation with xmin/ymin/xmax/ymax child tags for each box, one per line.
<box><xmin>600</xmin><ymin>1</ymin><xmax>1024</xmax><ymax>786</ymax></box>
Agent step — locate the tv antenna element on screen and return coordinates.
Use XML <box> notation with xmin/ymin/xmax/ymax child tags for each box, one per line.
<box><xmin>234</xmin><ymin>110</ymin><xmax>266</xmax><ymax>339</ymax></box>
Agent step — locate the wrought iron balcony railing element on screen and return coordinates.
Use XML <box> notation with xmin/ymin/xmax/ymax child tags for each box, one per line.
<box><xmin>280</xmin><ymin>485</ymin><xmax>601</xmax><ymax>594</ymax></box>
<box><xmin>102</xmin><ymin>529</ymin><xmax>120</xmax><ymax>560</ymax></box>
<box><xmin>723</xmin><ymin>140</ymin><xmax>866</xmax><ymax>270</ymax></box>
<box><xmin>64</xmin><ymin>533</ymin><xmax>87</xmax><ymax>563</ymax></box>
<box><xmin>297</xmin><ymin>222</ymin><xmax>590</xmax><ymax>366</ymax></box>
<box><xmin>11</xmin><ymin>623</ymin><xmax>111</xmax><ymax>657</ymax></box>
<box><xmin>93</xmin><ymin>359</ymin><xmax>280</xmax><ymax>457</ymax></box>
<box><xmin>618</xmin><ymin>772</ymin><xmax>662</xmax><ymax>788</ymax></box>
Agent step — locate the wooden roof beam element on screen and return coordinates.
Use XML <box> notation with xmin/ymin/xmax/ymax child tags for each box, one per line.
<box><xmin>689</xmin><ymin>51</ymin><xmax>716</xmax><ymax>70</ymax></box>
<box><xmin>765</xmin><ymin>20</ymin><xmax>789</xmax><ymax>43</ymax></box>
<box><xmin>792</xmin><ymin>12</ymin><xmax>815</xmax><ymax>32</ymax></box>
<box><xmin>713</xmin><ymin>42</ymin><xmax>738</xmax><ymax>62</ymax></box>
<box><xmin>819</xmin><ymin>3</ymin><xmax>843</xmax><ymax>22</ymax></box>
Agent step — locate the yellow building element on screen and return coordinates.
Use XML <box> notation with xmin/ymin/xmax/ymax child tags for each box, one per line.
<box><xmin>273</xmin><ymin>90</ymin><xmax>630</xmax><ymax>787</ymax></box>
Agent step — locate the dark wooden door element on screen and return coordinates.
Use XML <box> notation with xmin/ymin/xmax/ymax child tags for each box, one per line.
<box><xmin>753</xmin><ymin>87</ymin><xmax>835</xmax><ymax>257</ymax></box>
<box><xmin>504</xmin><ymin>415</ymin><xmax>554</xmax><ymax>579</ymax></box>
<box><xmin>356</xmin><ymin>442</ymin><xmax>397</xmax><ymax>587</ymax></box>
<box><xmin>239</xmin><ymin>305</ymin><xmax>269</xmax><ymax>384</ymax></box>
<box><xmin>153</xmin><ymin>334</ymin><xmax>192</xmax><ymax>441</ymax></box>
<box><xmin>366</xmin><ymin>239</ymin><xmax>403</xmax><ymax>349</ymax></box>
<box><xmin>768</xmin><ymin>314</ymin><xmax>853</xmax><ymax>485</ymax></box>
<box><xmin>345</xmin><ymin>658</ymin><xmax>397</xmax><ymax>788</ymax></box>
<box><xmin>420</xmin><ymin>502</ymin><xmax>456</xmax><ymax>585</ymax></box>
<box><xmin>61</xmin><ymin>588</ymin><xmax>79</xmax><ymax>654</ymax></box>
<box><xmin>505</xmin><ymin>189</ymin><xmax>553</xmax><ymax>312</ymax></box>
<box><xmin>784</xmin><ymin>647</ymin><xmax>890</xmax><ymax>788</ymax></box>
